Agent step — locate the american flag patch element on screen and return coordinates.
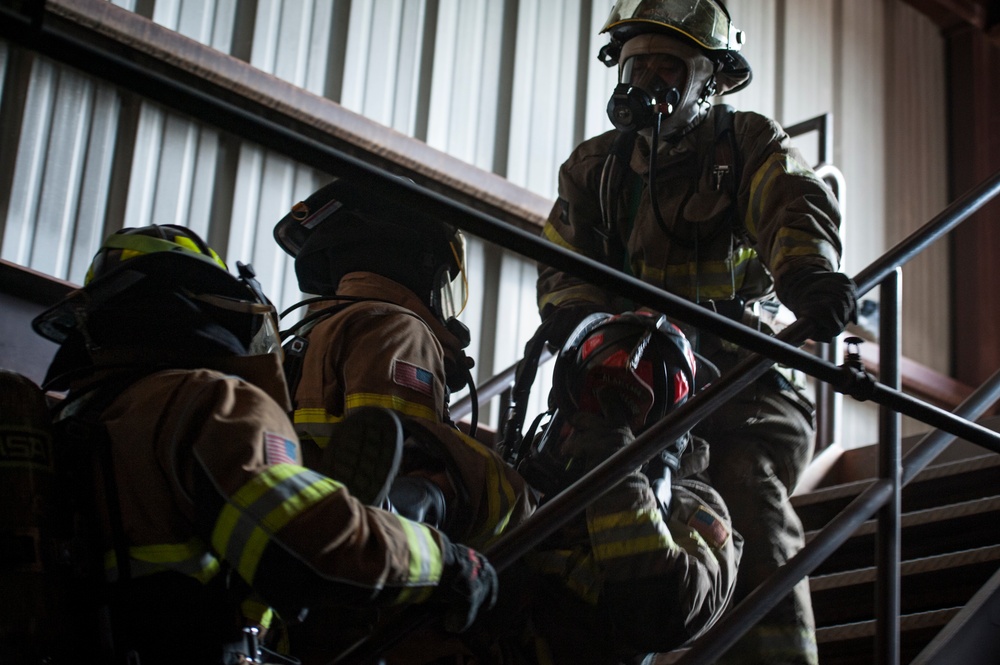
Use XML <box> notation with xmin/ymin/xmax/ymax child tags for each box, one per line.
<box><xmin>393</xmin><ymin>360</ymin><xmax>434</xmax><ymax>397</ymax></box>
<box><xmin>264</xmin><ymin>432</ymin><xmax>299</xmax><ymax>465</ymax></box>
<box><xmin>688</xmin><ymin>505</ymin><xmax>730</xmax><ymax>549</ymax></box>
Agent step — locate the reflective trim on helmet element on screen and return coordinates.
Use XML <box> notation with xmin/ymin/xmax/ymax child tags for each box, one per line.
<box><xmin>86</xmin><ymin>232</ymin><xmax>227</xmax><ymax>284</ymax></box>
<box><xmin>241</xmin><ymin>597</ymin><xmax>275</xmax><ymax>630</ymax></box>
<box><xmin>211</xmin><ymin>464</ymin><xmax>343</xmax><ymax>585</ymax></box>
<box><xmin>103</xmin><ymin>538</ymin><xmax>221</xmax><ymax>584</ymax></box>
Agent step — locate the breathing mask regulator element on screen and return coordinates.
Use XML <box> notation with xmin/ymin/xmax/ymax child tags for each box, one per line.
<box><xmin>274</xmin><ymin>178</ymin><xmax>481</xmax><ymax>435</ymax></box>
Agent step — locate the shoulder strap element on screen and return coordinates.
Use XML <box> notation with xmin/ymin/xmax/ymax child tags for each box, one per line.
<box><xmin>711</xmin><ymin>104</ymin><xmax>748</xmax><ymax>242</ymax></box>
<box><xmin>57</xmin><ymin>373</ymin><xmax>149</xmax><ymax>585</ymax></box>
<box><xmin>280</xmin><ymin>300</ymin><xmax>366</xmax><ymax>400</ymax></box>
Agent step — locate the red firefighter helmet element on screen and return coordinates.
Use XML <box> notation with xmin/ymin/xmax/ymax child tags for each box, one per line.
<box><xmin>551</xmin><ymin>311</ymin><xmax>696</xmax><ymax>433</ymax></box>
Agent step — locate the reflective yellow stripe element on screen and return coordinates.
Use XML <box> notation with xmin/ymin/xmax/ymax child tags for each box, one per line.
<box><xmin>212</xmin><ymin>464</ymin><xmax>343</xmax><ymax>584</ymax></box>
<box><xmin>771</xmin><ymin>228</ymin><xmax>840</xmax><ymax>268</ymax></box>
<box><xmin>538</xmin><ymin>285</ymin><xmax>606</xmax><ymax>313</ymax></box>
<box><xmin>345</xmin><ymin>393</ymin><xmax>437</xmax><ymax>422</ymax></box>
<box><xmin>446</xmin><ymin>430</ymin><xmax>517</xmax><ymax>546</ymax></box>
<box><xmin>589</xmin><ymin>507</ymin><xmax>676</xmax><ymax>561</ymax></box>
<box><xmin>292</xmin><ymin>408</ymin><xmax>345</xmax><ymax>449</ymax></box>
<box><xmin>720</xmin><ymin>625</ymin><xmax>819</xmax><ymax>665</ymax></box>
<box><xmin>103</xmin><ymin>538</ymin><xmax>220</xmax><ymax>583</ymax></box>
<box><xmin>635</xmin><ymin>246</ymin><xmax>757</xmax><ymax>300</ymax></box>
<box><xmin>745</xmin><ymin>152</ymin><xmax>812</xmax><ymax>238</ymax></box>
<box><xmin>241</xmin><ymin>597</ymin><xmax>274</xmax><ymax>629</ymax></box>
<box><xmin>393</xmin><ymin>517</ymin><xmax>443</xmax><ymax>605</ymax></box>
<box><xmin>541</xmin><ymin>222</ymin><xmax>582</xmax><ymax>252</ymax></box>
<box><xmin>526</xmin><ymin>549</ymin><xmax>601</xmax><ymax>603</ymax></box>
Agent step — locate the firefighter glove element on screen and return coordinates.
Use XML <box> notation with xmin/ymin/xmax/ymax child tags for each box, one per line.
<box><xmin>435</xmin><ymin>539</ymin><xmax>499</xmax><ymax>633</ymax></box>
<box><xmin>777</xmin><ymin>269</ymin><xmax>858</xmax><ymax>342</ymax></box>
<box><xmin>561</xmin><ymin>411</ymin><xmax>636</xmax><ymax>472</ymax></box>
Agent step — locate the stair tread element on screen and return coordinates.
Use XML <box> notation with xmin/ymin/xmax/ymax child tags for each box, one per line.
<box><xmin>793</xmin><ymin>453</ymin><xmax>1000</xmax><ymax>507</ymax></box>
<box><xmin>810</xmin><ymin>543</ymin><xmax>1000</xmax><ymax>591</ymax></box>
<box><xmin>816</xmin><ymin>607</ymin><xmax>960</xmax><ymax>642</ymax></box>
<box><xmin>806</xmin><ymin>495</ymin><xmax>1000</xmax><ymax>575</ymax></box>
<box><xmin>805</xmin><ymin>494</ymin><xmax>1000</xmax><ymax>541</ymax></box>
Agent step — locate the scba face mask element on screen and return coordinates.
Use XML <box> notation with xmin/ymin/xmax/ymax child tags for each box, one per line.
<box><xmin>609</xmin><ymin>34</ymin><xmax>718</xmax><ymax>139</ymax></box>
<box><xmin>607</xmin><ymin>53</ymin><xmax>685</xmax><ymax>133</ymax></box>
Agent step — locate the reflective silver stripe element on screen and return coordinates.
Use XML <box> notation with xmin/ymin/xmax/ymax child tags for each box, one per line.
<box><xmin>393</xmin><ymin>517</ymin><xmax>443</xmax><ymax>605</ymax></box>
<box><xmin>212</xmin><ymin>464</ymin><xmax>342</xmax><ymax>583</ymax></box>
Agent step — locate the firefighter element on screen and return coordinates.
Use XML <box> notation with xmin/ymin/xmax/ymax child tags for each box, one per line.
<box><xmin>535</xmin><ymin>1</ymin><xmax>857</xmax><ymax>663</ymax></box>
<box><xmin>273</xmin><ymin>179</ymin><xmax>536</xmax><ymax>662</ymax></box>
<box><xmin>499</xmin><ymin>312</ymin><xmax>742</xmax><ymax>664</ymax></box>
<box><xmin>30</xmin><ymin>224</ymin><xmax>498</xmax><ymax>665</ymax></box>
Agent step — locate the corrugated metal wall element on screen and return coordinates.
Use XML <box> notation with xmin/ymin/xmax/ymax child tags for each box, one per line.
<box><xmin>0</xmin><ymin>0</ymin><xmax>949</xmax><ymax>442</ymax></box>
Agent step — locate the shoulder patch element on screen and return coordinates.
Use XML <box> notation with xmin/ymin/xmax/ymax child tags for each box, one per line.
<box><xmin>688</xmin><ymin>504</ymin><xmax>730</xmax><ymax>549</ymax></box>
<box><xmin>264</xmin><ymin>432</ymin><xmax>300</xmax><ymax>466</ymax></box>
<box><xmin>393</xmin><ymin>360</ymin><xmax>434</xmax><ymax>397</ymax></box>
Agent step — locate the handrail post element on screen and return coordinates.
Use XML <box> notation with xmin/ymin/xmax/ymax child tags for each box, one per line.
<box><xmin>876</xmin><ymin>268</ymin><xmax>902</xmax><ymax>665</ymax></box>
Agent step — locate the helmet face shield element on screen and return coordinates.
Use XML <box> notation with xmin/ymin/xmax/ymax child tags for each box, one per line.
<box><xmin>602</xmin><ymin>0</ymin><xmax>742</xmax><ymax>52</ymax></box>
<box><xmin>190</xmin><ymin>292</ymin><xmax>281</xmax><ymax>358</ymax></box>
<box><xmin>431</xmin><ymin>232</ymin><xmax>468</xmax><ymax>321</ymax></box>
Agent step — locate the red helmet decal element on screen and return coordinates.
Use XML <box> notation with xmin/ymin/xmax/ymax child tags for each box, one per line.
<box><xmin>673</xmin><ymin>371</ymin><xmax>690</xmax><ymax>404</ymax></box>
<box><xmin>580</xmin><ymin>332</ymin><xmax>605</xmax><ymax>360</ymax></box>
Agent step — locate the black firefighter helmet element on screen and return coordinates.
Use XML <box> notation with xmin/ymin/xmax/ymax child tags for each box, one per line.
<box><xmin>32</xmin><ymin>224</ymin><xmax>280</xmax><ymax>369</ymax></box>
<box><xmin>273</xmin><ymin>178</ymin><xmax>468</xmax><ymax>325</ymax></box>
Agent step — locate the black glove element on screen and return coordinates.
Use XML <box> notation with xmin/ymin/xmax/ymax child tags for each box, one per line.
<box><xmin>542</xmin><ymin>303</ymin><xmax>608</xmax><ymax>349</ymax></box>
<box><xmin>435</xmin><ymin>539</ymin><xmax>499</xmax><ymax>633</ymax></box>
<box><xmin>776</xmin><ymin>269</ymin><xmax>859</xmax><ymax>342</ymax></box>
<box><xmin>561</xmin><ymin>411</ymin><xmax>635</xmax><ymax>472</ymax></box>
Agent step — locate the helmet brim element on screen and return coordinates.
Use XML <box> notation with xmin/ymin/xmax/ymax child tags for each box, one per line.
<box><xmin>716</xmin><ymin>50</ymin><xmax>752</xmax><ymax>94</ymax></box>
<box><xmin>32</xmin><ymin>251</ymin><xmax>251</xmax><ymax>344</ymax></box>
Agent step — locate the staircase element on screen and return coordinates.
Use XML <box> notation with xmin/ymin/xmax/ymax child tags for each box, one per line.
<box><xmin>649</xmin><ymin>424</ymin><xmax>1000</xmax><ymax>665</ymax></box>
<box><xmin>792</xmin><ymin>435</ymin><xmax>1000</xmax><ymax>664</ymax></box>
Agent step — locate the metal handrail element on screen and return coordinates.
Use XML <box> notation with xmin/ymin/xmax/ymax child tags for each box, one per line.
<box><xmin>335</xmin><ymin>172</ymin><xmax>1000</xmax><ymax>663</ymax></box>
<box><xmin>6</xmin><ymin>7</ymin><xmax>1000</xmax><ymax>663</ymax></box>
